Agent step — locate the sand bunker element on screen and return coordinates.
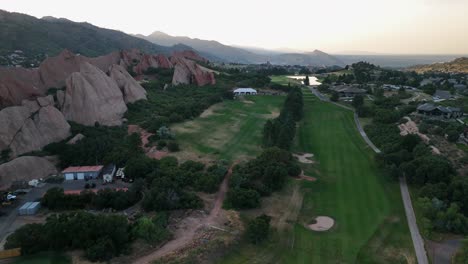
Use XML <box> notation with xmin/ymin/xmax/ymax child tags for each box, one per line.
<box><xmin>294</xmin><ymin>153</ymin><xmax>314</xmax><ymax>164</ymax></box>
<box><xmin>308</xmin><ymin>216</ymin><xmax>335</xmax><ymax>231</ymax></box>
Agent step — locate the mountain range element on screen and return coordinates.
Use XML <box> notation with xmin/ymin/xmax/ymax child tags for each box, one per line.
<box><xmin>0</xmin><ymin>10</ymin><xmax>190</xmax><ymax>59</ymax></box>
<box><xmin>137</xmin><ymin>31</ymin><xmax>345</xmax><ymax>66</ymax></box>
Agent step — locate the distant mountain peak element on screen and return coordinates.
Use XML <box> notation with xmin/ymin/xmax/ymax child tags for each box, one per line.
<box><xmin>41</xmin><ymin>16</ymin><xmax>72</xmax><ymax>23</ymax></box>
<box><xmin>149</xmin><ymin>31</ymin><xmax>170</xmax><ymax>37</ymax></box>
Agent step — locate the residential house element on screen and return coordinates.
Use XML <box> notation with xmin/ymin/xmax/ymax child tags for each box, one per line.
<box><xmin>331</xmin><ymin>85</ymin><xmax>366</xmax><ymax>98</ymax></box>
<box><xmin>417</xmin><ymin>103</ymin><xmax>463</xmax><ymax>119</ymax></box>
<box><xmin>433</xmin><ymin>90</ymin><xmax>454</xmax><ymax>102</ymax></box>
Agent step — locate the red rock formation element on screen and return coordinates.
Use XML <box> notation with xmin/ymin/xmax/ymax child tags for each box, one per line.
<box><xmin>133</xmin><ymin>54</ymin><xmax>173</xmax><ymax>75</ymax></box>
<box><xmin>109</xmin><ymin>64</ymin><xmax>147</xmax><ymax>103</ymax></box>
<box><xmin>0</xmin><ymin>49</ymin><xmax>214</xmax><ymax>108</ymax></box>
<box><xmin>61</xmin><ymin>62</ymin><xmax>127</xmax><ymax>126</ymax></box>
<box><xmin>0</xmin><ymin>67</ymin><xmax>43</xmax><ymax>107</ymax></box>
<box><xmin>171</xmin><ymin>56</ymin><xmax>216</xmax><ymax>86</ymax></box>
<box><xmin>172</xmin><ymin>50</ymin><xmax>208</xmax><ymax>63</ymax></box>
<box><xmin>0</xmin><ymin>96</ymin><xmax>71</xmax><ymax>157</ymax></box>
<box><xmin>38</xmin><ymin>49</ymin><xmax>84</xmax><ymax>89</ymax></box>
<box><xmin>0</xmin><ymin>156</ymin><xmax>58</xmax><ymax>189</ymax></box>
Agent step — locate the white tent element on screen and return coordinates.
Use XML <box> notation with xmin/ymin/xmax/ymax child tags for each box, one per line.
<box><xmin>234</xmin><ymin>88</ymin><xmax>257</xmax><ymax>95</ymax></box>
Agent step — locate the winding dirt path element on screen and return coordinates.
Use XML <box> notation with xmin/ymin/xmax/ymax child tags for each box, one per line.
<box><xmin>133</xmin><ymin>166</ymin><xmax>233</xmax><ymax>264</ymax></box>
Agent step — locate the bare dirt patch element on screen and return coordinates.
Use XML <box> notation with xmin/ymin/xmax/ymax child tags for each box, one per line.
<box><xmin>308</xmin><ymin>216</ymin><xmax>335</xmax><ymax>231</ymax></box>
<box><xmin>294</xmin><ymin>153</ymin><xmax>315</xmax><ymax>164</ymax></box>
<box><xmin>200</xmin><ymin>104</ymin><xmax>223</xmax><ymax>118</ymax></box>
<box><xmin>398</xmin><ymin>117</ymin><xmax>430</xmax><ymax>143</ymax></box>
<box><xmin>132</xmin><ymin>166</ymin><xmax>236</xmax><ymax>264</ymax></box>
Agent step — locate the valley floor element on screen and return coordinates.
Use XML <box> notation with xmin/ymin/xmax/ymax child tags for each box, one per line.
<box><xmin>220</xmin><ymin>89</ymin><xmax>415</xmax><ymax>263</ymax></box>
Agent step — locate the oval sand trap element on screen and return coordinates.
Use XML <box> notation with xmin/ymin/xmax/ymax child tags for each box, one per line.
<box><xmin>293</xmin><ymin>153</ymin><xmax>314</xmax><ymax>164</ymax></box>
<box><xmin>308</xmin><ymin>216</ymin><xmax>334</xmax><ymax>231</ymax></box>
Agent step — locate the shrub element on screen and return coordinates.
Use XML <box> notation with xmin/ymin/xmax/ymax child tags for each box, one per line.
<box><xmin>247</xmin><ymin>214</ymin><xmax>271</xmax><ymax>244</ymax></box>
<box><xmin>167</xmin><ymin>142</ymin><xmax>180</xmax><ymax>152</ymax></box>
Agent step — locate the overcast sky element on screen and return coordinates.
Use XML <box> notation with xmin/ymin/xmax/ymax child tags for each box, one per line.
<box><xmin>2</xmin><ymin>0</ymin><xmax>468</xmax><ymax>54</ymax></box>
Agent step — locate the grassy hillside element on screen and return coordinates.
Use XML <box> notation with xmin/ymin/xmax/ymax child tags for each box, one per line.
<box><xmin>221</xmin><ymin>90</ymin><xmax>414</xmax><ymax>263</ymax></box>
<box><xmin>408</xmin><ymin>57</ymin><xmax>468</xmax><ymax>73</ymax></box>
<box><xmin>0</xmin><ymin>9</ymin><xmax>182</xmax><ymax>62</ymax></box>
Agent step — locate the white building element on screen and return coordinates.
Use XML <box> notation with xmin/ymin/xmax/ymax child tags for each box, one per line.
<box><xmin>233</xmin><ymin>88</ymin><xmax>257</xmax><ymax>96</ymax></box>
<box><xmin>62</xmin><ymin>166</ymin><xmax>103</xmax><ymax>180</ymax></box>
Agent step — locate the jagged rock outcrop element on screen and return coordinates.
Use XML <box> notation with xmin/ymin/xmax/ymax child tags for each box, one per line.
<box><xmin>0</xmin><ymin>48</ymin><xmax>213</xmax><ymax>108</ymax></box>
<box><xmin>61</xmin><ymin>62</ymin><xmax>127</xmax><ymax>126</ymax></box>
<box><xmin>133</xmin><ymin>54</ymin><xmax>173</xmax><ymax>75</ymax></box>
<box><xmin>0</xmin><ymin>97</ymin><xmax>71</xmax><ymax>157</ymax></box>
<box><xmin>0</xmin><ymin>67</ymin><xmax>43</xmax><ymax>107</ymax></box>
<box><xmin>171</xmin><ymin>56</ymin><xmax>216</xmax><ymax>86</ymax></box>
<box><xmin>109</xmin><ymin>64</ymin><xmax>147</xmax><ymax>103</ymax></box>
<box><xmin>38</xmin><ymin>50</ymin><xmax>84</xmax><ymax>89</ymax></box>
<box><xmin>0</xmin><ymin>156</ymin><xmax>57</xmax><ymax>188</ymax></box>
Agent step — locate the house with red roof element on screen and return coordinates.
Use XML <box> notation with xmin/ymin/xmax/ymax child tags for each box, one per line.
<box><xmin>62</xmin><ymin>166</ymin><xmax>104</xmax><ymax>180</ymax></box>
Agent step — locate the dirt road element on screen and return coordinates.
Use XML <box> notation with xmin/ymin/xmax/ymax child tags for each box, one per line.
<box><xmin>133</xmin><ymin>166</ymin><xmax>233</xmax><ymax>264</ymax></box>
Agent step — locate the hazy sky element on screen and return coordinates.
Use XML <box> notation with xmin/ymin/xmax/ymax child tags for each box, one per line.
<box><xmin>2</xmin><ymin>0</ymin><xmax>468</xmax><ymax>54</ymax></box>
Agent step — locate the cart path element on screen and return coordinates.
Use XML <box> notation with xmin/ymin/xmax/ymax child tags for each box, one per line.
<box><xmin>308</xmin><ymin>86</ymin><xmax>428</xmax><ymax>264</ymax></box>
<box><xmin>133</xmin><ymin>165</ymin><xmax>233</xmax><ymax>264</ymax></box>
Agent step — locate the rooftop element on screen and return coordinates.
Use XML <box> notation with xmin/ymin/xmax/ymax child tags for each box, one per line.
<box><xmin>234</xmin><ymin>88</ymin><xmax>257</xmax><ymax>93</ymax></box>
<box><xmin>62</xmin><ymin>166</ymin><xmax>104</xmax><ymax>173</ymax></box>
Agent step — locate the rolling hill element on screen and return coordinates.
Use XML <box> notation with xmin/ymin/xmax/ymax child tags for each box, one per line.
<box><xmin>407</xmin><ymin>57</ymin><xmax>468</xmax><ymax>73</ymax></box>
<box><xmin>0</xmin><ymin>10</ymin><xmax>188</xmax><ymax>63</ymax></box>
<box><xmin>138</xmin><ymin>31</ymin><xmax>345</xmax><ymax>66</ymax></box>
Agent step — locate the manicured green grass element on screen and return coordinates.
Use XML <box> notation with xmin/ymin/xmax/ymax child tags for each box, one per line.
<box><xmin>270</xmin><ymin>75</ymin><xmax>302</xmax><ymax>86</ymax></box>
<box><xmin>12</xmin><ymin>252</ymin><xmax>70</xmax><ymax>264</ymax></box>
<box><xmin>221</xmin><ymin>89</ymin><xmax>414</xmax><ymax>263</ymax></box>
<box><xmin>171</xmin><ymin>96</ymin><xmax>284</xmax><ymax>162</ymax></box>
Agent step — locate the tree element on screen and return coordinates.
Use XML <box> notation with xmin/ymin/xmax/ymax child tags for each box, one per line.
<box><xmin>167</xmin><ymin>142</ymin><xmax>180</xmax><ymax>152</ymax></box>
<box><xmin>454</xmin><ymin>239</ymin><xmax>468</xmax><ymax>264</ymax></box>
<box><xmin>224</xmin><ymin>188</ymin><xmax>260</xmax><ymax>209</ymax></box>
<box><xmin>330</xmin><ymin>92</ymin><xmax>339</xmax><ymax>102</ymax></box>
<box><xmin>304</xmin><ymin>75</ymin><xmax>310</xmax><ymax>86</ymax></box>
<box><xmin>352</xmin><ymin>95</ymin><xmax>364</xmax><ymax>109</ymax></box>
<box><xmin>447</xmin><ymin>129</ymin><xmax>460</xmax><ymax>142</ymax></box>
<box><xmin>132</xmin><ymin>216</ymin><xmax>170</xmax><ymax>245</ymax></box>
<box><xmin>247</xmin><ymin>214</ymin><xmax>271</xmax><ymax>244</ymax></box>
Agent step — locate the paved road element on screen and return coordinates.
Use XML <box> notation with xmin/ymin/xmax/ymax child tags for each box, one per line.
<box><xmin>400</xmin><ymin>177</ymin><xmax>429</xmax><ymax>264</ymax></box>
<box><xmin>308</xmin><ymin>86</ymin><xmax>429</xmax><ymax>264</ymax></box>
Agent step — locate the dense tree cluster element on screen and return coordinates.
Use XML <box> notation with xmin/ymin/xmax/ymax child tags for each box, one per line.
<box><xmin>364</xmin><ymin>96</ymin><xmax>468</xmax><ymax>235</ymax></box>
<box><xmin>246</xmin><ymin>214</ymin><xmax>271</xmax><ymax>244</ymax></box>
<box><xmin>42</xmin><ymin>181</ymin><xmax>143</xmax><ymax>211</ymax></box>
<box><xmin>263</xmin><ymin>87</ymin><xmax>303</xmax><ymax>150</ymax></box>
<box><xmin>322</xmin><ymin>61</ymin><xmax>422</xmax><ymax>87</ymax></box>
<box><xmin>224</xmin><ymin>148</ymin><xmax>301</xmax><ymax>209</ymax></box>
<box><xmin>5</xmin><ymin>212</ymin><xmax>131</xmax><ymax>261</ymax></box>
<box><xmin>42</xmin><ymin>124</ymin><xmax>143</xmax><ymax>168</ymax></box>
<box><xmin>124</xmin><ymin>156</ymin><xmax>228</xmax><ymax>211</ymax></box>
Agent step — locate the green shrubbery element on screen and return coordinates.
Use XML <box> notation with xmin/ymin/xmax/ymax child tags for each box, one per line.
<box><xmin>262</xmin><ymin>87</ymin><xmax>303</xmax><ymax>150</ymax></box>
<box><xmin>5</xmin><ymin>212</ymin><xmax>131</xmax><ymax>261</ymax></box>
<box><xmin>224</xmin><ymin>148</ymin><xmax>301</xmax><ymax>209</ymax></box>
